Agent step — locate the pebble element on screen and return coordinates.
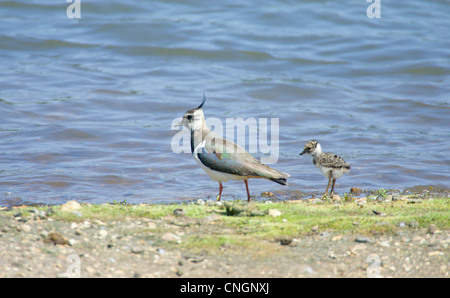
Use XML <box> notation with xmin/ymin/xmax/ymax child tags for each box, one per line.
<box><xmin>320</xmin><ymin>232</ymin><xmax>330</xmax><ymax>237</ymax></box>
<box><xmin>205</xmin><ymin>200</ymin><xmax>215</xmax><ymax>206</ymax></box>
<box><xmin>21</xmin><ymin>224</ymin><xmax>32</xmax><ymax>233</ymax></box>
<box><xmin>378</xmin><ymin>241</ymin><xmax>391</xmax><ymax>248</ymax></box>
<box><xmin>391</xmin><ymin>194</ymin><xmax>403</xmax><ymax>201</ymax></box>
<box><xmin>268</xmin><ymin>209</ymin><xmax>281</xmax><ymax>217</ymax></box>
<box><xmin>332</xmin><ymin>195</ymin><xmax>341</xmax><ymax>201</ymax></box>
<box><xmin>278</xmin><ymin>237</ymin><xmax>292</xmax><ymax>246</ymax></box>
<box><xmin>72</xmin><ymin>211</ymin><xmax>83</xmax><ymax>217</ymax></box>
<box><xmin>173</xmin><ymin>209</ymin><xmax>185</xmax><ymax>216</ymax></box>
<box><xmin>407</xmin><ymin>220</ymin><xmax>419</xmax><ymax>228</ymax></box>
<box><xmin>44</xmin><ymin>232</ymin><xmax>69</xmax><ymax>246</ymax></box>
<box><xmin>427</xmin><ymin>225</ymin><xmax>437</xmax><ymax>234</ymax></box>
<box><xmin>355</xmin><ymin>236</ymin><xmax>371</xmax><ymax>243</ymax></box>
<box><xmin>350</xmin><ymin>187</ymin><xmax>362</xmax><ymax>195</ymax></box>
<box><xmin>98</xmin><ymin>229</ymin><xmax>108</xmax><ymax>239</ymax></box>
<box><xmin>261</xmin><ymin>192</ymin><xmax>275</xmax><ymax>197</ymax></box>
<box><xmin>162</xmin><ymin>232</ymin><xmax>181</xmax><ymax>242</ymax></box>
<box><xmin>60</xmin><ymin>200</ymin><xmax>81</xmax><ymax>212</ymax></box>
<box><xmin>131</xmin><ymin>247</ymin><xmax>145</xmax><ymax>255</ymax></box>
<box><xmin>428</xmin><ymin>251</ymin><xmax>444</xmax><ymax>257</ymax></box>
<box><xmin>302</xmin><ymin>266</ymin><xmax>316</xmax><ymax>275</ymax></box>
<box><xmin>196</xmin><ymin>199</ymin><xmax>205</xmax><ymax>206</ymax></box>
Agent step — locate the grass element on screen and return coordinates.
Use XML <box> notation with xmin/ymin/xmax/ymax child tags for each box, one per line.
<box><xmin>3</xmin><ymin>194</ymin><xmax>449</xmax><ymax>252</ymax></box>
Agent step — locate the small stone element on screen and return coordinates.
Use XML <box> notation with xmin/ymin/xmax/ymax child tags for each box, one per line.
<box><xmin>162</xmin><ymin>232</ymin><xmax>181</xmax><ymax>242</ymax></box>
<box><xmin>278</xmin><ymin>236</ymin><xmax>292</xmax><ymax>246</ymax></box>
<box><xmin>428</xmin><ymin>251</ymin><xmax>443</xmax><ymax>257</ymax></box>
<box><xmin>196</xmin><ymin>199</ymin><xmax>205</xmax><ymax>206</ymax></box>
<box><xmin>302</xmin><ymin>266</ymin><xmax>316</xmax><ymax>275</ymax></box>
<box><xmin>60</xmin><ymin>200</ymin><xmax>81</xmax><ymax>212</ymax></box>
<box><xmin>372</xmin><ymin>210</ymin><xmax>386</xmax><ymax>216</ymax></box>
<box><xmin>311</xmin><ymin>226</ymin><xmax>319</xmax><ymax>233</ymax></box>
<box><xmin>320</xmin><ymin>231</ymin><xmax>330</xmax><ymax>237</ymax></box>
<box><xmin>98</xmin><ymin>229</ymin><xmax>108</xmax><ymax>239</ymax></box>
<box><xmin>408</xmin><ymin>220</ymin><xmax>419</xmax><ymax>228</ymax></box>
<box><xmin>328</xmin><ymin>250</ymin><xmax>337</xmax><ymax>259</ymax></box>
<box><xmin>349</xmin><ymin>244</ymin><xmax>367</xmax><ymax>255</ymax></box>
<box><xmin>268</xmin><ymin>209</ymin><xmax>281</xmax><ymax>217</ymax></box>
<box><xmin>261</xmin><ymin>191</ymin><xmax>275</xmax><ymax>197</ymax></box>
<box><xmin>332</xmin><ymin>195</ymin><xmax>341</xmax><ymax>201</ymax></box>
<box><xmin>391</xmin><ymin>194</ymin><xmax>403</xmax><ymax>201</ymax></box>
<box><xmin>68</xmin><ymin>239</ymin><xmax>76</xmax><ymax>246</ymax></box>
<box><xmin>93</xmin><ymin>219</ymin><xmax>106</xmax><ymax>226</ymax></box>
<box><xmin>378</xmin><ymin>241</ymin><xmax>391</xmax><ymax>248</ymax></box>
<box><xmin>205</xmin><ymin>200</ymin><xmax>215</xmax><ymax>206</ymax></box>
<box><xmin>173</xmin><ymin>209</ymin><xmax>185</xmax><ymax>216</ymax></box>
<box><xmin>355</xmin><ymin>236</ymin><xmax>371</xmax><ymax>243</ymax></box>
<box><xmin>350</xmin><ymin>187</ymin><xmax>362</xmax><ymax>195</ymax></box>
<box><xmin>131</xmin><ymin>247</ymin><xmax>145</xmax><ymax>255</ymax></box>
<box><xmin>20</xmin><ymin>224</ymin><xmax>32</xmax><ymax>233</ymax></box>
<box><xmin>427</xmin><ymin>224</ymin><xmax>437</xmax><ymax>234</ymax></box>
<box><xmin>44</xmin><ymin>232</ymin><xmax>69</xmax><ymax>246</ymax></box>
<box><xmin>72</xmin><ymin>211</ymin><xmax>83</xmax><ymax>217</ymax></box>
<box><xmin>176</xmin><ymin>268</ymin><xmax>183</xmax><ymax>276</ymax></box>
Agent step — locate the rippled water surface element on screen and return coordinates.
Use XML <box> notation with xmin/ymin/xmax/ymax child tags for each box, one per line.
<box><xmin>1</xmin><ymin>0</ymin><xmax>449</xmax><ymax>206</ymax></box>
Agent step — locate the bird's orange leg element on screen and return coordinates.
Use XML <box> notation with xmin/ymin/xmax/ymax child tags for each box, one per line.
<box><xmin>216</xmin><ymin>182</ymin><xmax>223</xmax><ymax>201</ymax></box>
<box><xmin>244</xmin><ymin>180</ymin><xmax>251</xmax><ymax>202</ymax></box>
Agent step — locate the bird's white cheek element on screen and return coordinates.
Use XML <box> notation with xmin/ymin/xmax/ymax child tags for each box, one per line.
<box><xmin>191</xmin><ymin>118</ymin><xmax>203</xmax><ymax>130</ymax></box>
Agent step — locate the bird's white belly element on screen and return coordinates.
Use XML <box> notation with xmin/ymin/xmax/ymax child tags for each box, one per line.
<box><xmin>318</xmin><ymin>166</ymin><xmax>348</xmax><ymax>179</ymax></box>
<box><xmin>193</xmin><ymin>153</ymin><xmax>244</xmax><ymax>183</ymax></box>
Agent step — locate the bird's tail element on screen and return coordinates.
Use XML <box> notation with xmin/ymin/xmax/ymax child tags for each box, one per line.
<box><xmin>270</xmin><ymin>177</ymin><xmax>288</xmax><ymax>186</ymax></box>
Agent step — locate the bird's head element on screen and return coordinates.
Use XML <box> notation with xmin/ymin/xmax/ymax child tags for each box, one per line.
<box><xmin>177</xmin><ymin>93</ymin><xmax>207</xmax><ymax>130</ymax></box>
<box><xmin>299</xmin><ymin>140</ymin><xmax>321</xmax><ymax>156</ymax></box>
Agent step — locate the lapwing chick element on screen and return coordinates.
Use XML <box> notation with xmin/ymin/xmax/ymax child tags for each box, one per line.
<box><xmin>177</xmin><ymin>93</ymin><xmax>290</xmax><ymax>202</ymax></box>
<box><xmin>299</xmin><ymin>140</ymin><xmax>350</xmax><ymax>196</ymax></box>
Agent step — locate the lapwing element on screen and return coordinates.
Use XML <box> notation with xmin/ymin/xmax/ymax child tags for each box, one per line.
<box><xmin>299</xmin><ymin>140</ymin><xmax>350</xmax><ymax>196</ymax></box>
<box><xmin>177</xmin><ymin>93</ymin><xmax>290</xmax><ymax>202</ymax></box>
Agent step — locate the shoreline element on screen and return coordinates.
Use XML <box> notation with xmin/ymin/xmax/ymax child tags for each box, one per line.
<box><xmin>1</xmin><ymin>184</ymin><xmax>449</xmax><ymax>208</ymax></box>
<box><xmin>0</xmin><ymin>188</ymin><xmax>448</xmax><ymax>278</ymax></box>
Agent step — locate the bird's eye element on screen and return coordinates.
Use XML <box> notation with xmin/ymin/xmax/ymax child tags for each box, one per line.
<box><xmin>186</xmin><ymin>115</ymin><xmax>193</xmax><ymax>120</ymax></box>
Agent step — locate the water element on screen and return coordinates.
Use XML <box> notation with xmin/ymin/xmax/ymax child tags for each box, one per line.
<box><xmin>1</xmin><ymin>0</ymin><xmax>449</xmax><ymax>206</ymax></box>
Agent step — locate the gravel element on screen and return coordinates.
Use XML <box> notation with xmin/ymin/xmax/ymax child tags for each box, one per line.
<box><xmin>0</xmin><ymin>206</ymin><xmax>448</xmax><ymax>278</ymax></box>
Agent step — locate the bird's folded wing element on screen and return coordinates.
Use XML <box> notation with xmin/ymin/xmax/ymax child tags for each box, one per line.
<box><xmin>196</xmin><ymin>134</ymin><xmax>288</xmax><ymax>178</ymax></box>
<box><xmin>319</xmin><ymin>153</ymin><xmax>350</xmax><ymax>169</ymax></box>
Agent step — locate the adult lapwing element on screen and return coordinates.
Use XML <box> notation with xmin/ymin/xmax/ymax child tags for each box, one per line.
<box><xmin>299</xmin><ymin>140</ymin><xmax>350</xmax><ymax>196</ymax></box>
<box><xmin>177</xmin><ymin>94</ymin><xmax>290</xmax><ymax>202</ymax></box>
